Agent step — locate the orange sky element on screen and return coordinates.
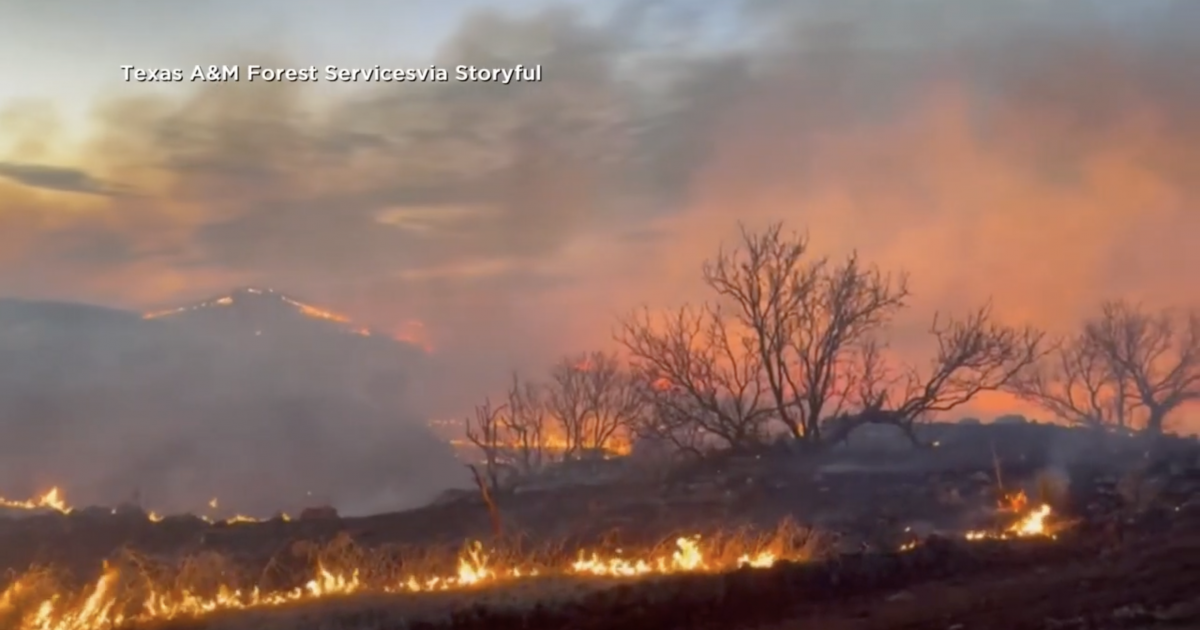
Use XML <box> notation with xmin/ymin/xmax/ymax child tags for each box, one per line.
<box><xmin>0</xmin><ymin>1</ymin><xmax>1197</xmax><ymax>428</ymax></box>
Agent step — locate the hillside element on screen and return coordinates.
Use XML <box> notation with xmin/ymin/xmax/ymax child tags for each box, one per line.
<box><xmin>143</xmin><ymin>286</ymin><xmax>374</xmax><ymax>337</ymax></box>
<box><xmin>0</xmin><ymin>290</ymin><xmax>463</xmax><ymax>517</ymax></box>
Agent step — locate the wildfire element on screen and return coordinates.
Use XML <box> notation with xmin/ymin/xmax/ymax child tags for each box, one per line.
<box><xmin>1</xmin><ymin>536</ymin><xmax>779</xmax><ymax>630</ymax></box>
<box><xmin>964</xmin><ymin>491</ymin><xmax>1055</xmax><ymax>540</ymax></box>
<box><xmin>141</xmin><ymin>288</ymin><xmax>373</xmax><ymax>338</ymax></box>
<box><xmin>0</xmin><ymin>489</ymin><xmax>282</xmax><ymax>526</ymax></box>
<box><xmin>448</xmin><ymin>435</ymin><xmax>633</xmax><ymax>457</ymax></box>
<box><xmin>278</xmin><ymin>295</ymin><xmax>352</xmax><ymax>324</ymax></box>
<box><xmin>0</xmin><ymin>488</ymin><xmax>70</xmax><ymax>514</ymax></box>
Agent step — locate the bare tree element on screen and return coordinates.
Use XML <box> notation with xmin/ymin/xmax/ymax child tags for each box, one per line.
<box><xmin>626</xmin><ymin>372</ymin><xmax>713</xmax><ymax>459</ymax></box>
<box><xmin>545</xmin><ymin>351</ymin><xmax>647</xmax><ymax>456</ymax></box>
<box><xmin>703</xmin><ymin>223</ymin><xmax>909</xmax><ymax>444</ymax></box>
<box><xmin>545</xmin><ymin>355</ymin><xmax>592</xmax><ymax>458</ymax></box>
<box><xmin>617</xmin><ymin>304</ymin><xmax>772</xmax><ymax>450</ymax></box>
<box><xmin>500</xmin><ymin>371</ymin><xmax>549</xmax><ymax>475</ymax></box>
<box><xmin>464</xmin><ymin>398</ymin><xmax>508</xmax><ymax>492</ymax></box>
<box><xmin>467</xmin><ymin>464</ymin><xmax>503</xmax><ymax>538</ymax></box>
<box><xmin>830</xmin><ymin>304</ymin><xmax>1047</xmax><ymax>445</ymax></box>
<box><xmin>578</xmin><ymin>351</ymin><xmax>643</xmax><ymax>452</ymax></box>
<box><xmin>1083</xmin><ymin>300</ymin><xmax>1200</xmax><ymax>434</ymax></box>
<box><xmin>1009</xmin><ymin>332</ymin><xmax>1134</xmax><ymax>430</ymax></box>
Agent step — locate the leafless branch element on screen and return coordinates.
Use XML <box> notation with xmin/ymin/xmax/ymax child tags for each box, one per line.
<box><xmin>500</xmin><ymin>371</ymin><xmax>549</xmax><ymax>475</ymax></box>
<box><xmin>464</xmin><ymin>398</ymin><xmax>508</xmax><ymax>492</ymax></box>
<box><xmin>1009</xmin><ymin>333</ymin><xmax>1134</xmax><ymax>430</ymax></box>
<box><xmin>702</xmin><ymin>223</ymin><xmax>909</xmax><ymax>443</ymax></box>
<box><xmin>1084</xmin><ymin>300</ymin><xmax>1200</xmax><ymax>433</ymax></box>
<box><xmin>546</xmin><ymin>356</ymin><xmax>590</xmax><ymax>458</ymax></box>
<box><xmin>616</xmin><ymin>303</ymin><xmax>772</xmax><ymax>450</ymax></box>
<box><xmin>626</xmin><ymin>374</ymin><xmax>708</xmax><ymax>459</ymax></box>
<box><xmin>545</xmin><ymin>351</ymin><xmax>642</xmax><ymax>457</ymax></box>
<box><xmin>467</xmin><ymin>464</ymin><xmax>502</xmax><ymax>538</ymax></box>
<box><xmin>830</xmin><ymin>303</ymin><xmax>1047</xmax><ymax>445</ymax></box>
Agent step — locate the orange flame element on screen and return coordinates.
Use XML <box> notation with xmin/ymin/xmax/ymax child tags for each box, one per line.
<box><xmin>2</xmin><ymin>535</ymin><xmax>780</xmax><ymax>630</ymax></box>
<box><xmin>0</xmin><ymin>488</ymin><xmax>71</xmax><ymax>514</ymax></box>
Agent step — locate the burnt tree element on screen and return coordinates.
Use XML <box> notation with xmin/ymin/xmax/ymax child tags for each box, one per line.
<box><xmin>703</xmin><ymin>223</ymin><xmax>909</xmax><ymax>444</ymax></box>
<box><xmin>1009</xmin><ymin>331</ymin><xmax>1134</xmax><ymax>430</ymax></box>
<box><xmin>1083</xmin><ymin>300</ymin><xmax>1200</xmax><ymax>434</ymax></box>
<box><xmin>618</xmin><ymin>304</ymin><xmax>773</xmax><ymax>451</ymax></box>
<box><xmin>500</xmin><ymin>371</ymin><xmax>550</xmax><ymax>475</ymax></box>
<box><xmin>830</xmin><ymin>304</ymin><xmax>1047</xmax><ymax>445</ymax></box>
<box><xmin>464</xmin><ymin>398</ymin><xmax>509</xmax><ymax>493</ymax></box>
<box><xmin>545</xmin><ymin>351</ymin><xmax>642</xmax><ymax>457</ymax></box>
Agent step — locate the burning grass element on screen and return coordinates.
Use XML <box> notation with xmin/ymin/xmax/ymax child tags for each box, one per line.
<box><xmin>963</xmin><ymin>490</ymin><xmax>1059</xmax><ymax>541</ymax></box>
<box><xmin>0</xmin><ymin>484</ymin><xmax>1070</xmax><ymax>630</ymax></box>
<box><xmin>0</xmin><ymin>520</ymin><xmax>829</xmax><ymax>630</ymax></box>
<box><xmin>0</xmin><ymin>488</ymin><xmax>71</xmax><ymax>514</ymax></box>
<box><xmin>0</xmin><ymin>487</ymin><xmax>279</xmax><ymax>525</ymax></box>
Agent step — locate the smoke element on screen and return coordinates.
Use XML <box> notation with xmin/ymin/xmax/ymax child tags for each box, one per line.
<box><xmin>0</xmin><ymin>296</ymin><xmax>463</xmax><ymax>515</ymax></box>
<box><xmin>0</xmin><ymin>0</ymin><xmax>1197</xmax><ymax>507</ymax></box>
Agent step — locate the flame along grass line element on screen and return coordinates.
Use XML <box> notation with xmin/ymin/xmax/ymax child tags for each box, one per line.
<box><xmin>2</xmin><ymin>506</ymin><xmax>1059</xmax><ymax>630</ymax></box>
<box><xmin>0</xmin><ymin>488</ymin><xmax>71</xmax><ymax>513</ymax></box>
<box><xmin>1</xmin><ymin>486</ymin><xmax>1058</xmax><ymax>630</ymax></box>
<box><xmin>0</xmin><ymin>487</ymin><xmax>283</xmax><ymax>525</ymax></box>
<box><xmin>899</xmin><ymin>503</ymin><xmax>1054</xmax><ymax>551</ymax></box>
<box><xmin>3</xmin><ymin>537</ymin><xmax>780</xmax><ymax>630</ymax></box>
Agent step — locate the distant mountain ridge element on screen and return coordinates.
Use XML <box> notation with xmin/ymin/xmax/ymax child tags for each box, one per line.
<box><xmin>143</xmin><ymin>286</ymin><xmax>375</xmax><ymax>337</ymax></box>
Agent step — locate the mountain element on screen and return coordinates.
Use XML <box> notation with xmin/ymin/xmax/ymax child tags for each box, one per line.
<box><xmin>143</xmin><ymin>286</ymin><xmax>375</xmax><ymax>338</ymax></box>
<box><xmin>0</xmin><ymin>290</ymin><xmax>462</xmax><ymax>516</ymax></box>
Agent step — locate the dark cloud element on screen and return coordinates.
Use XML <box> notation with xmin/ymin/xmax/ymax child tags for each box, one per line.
<box><xmin>42</xmin><ymin>225</ymin><xmax>143</xmax><ymax>266</ymax></box>
<box><xmin>0</xmin><ymin>161</ymin><xmax>125</xmax><ymax>196</ymax></box>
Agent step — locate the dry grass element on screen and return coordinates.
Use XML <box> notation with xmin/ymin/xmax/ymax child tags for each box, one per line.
<box><xmin>1</xmin><ymin>519</ymin><xmax>829</xmax><ymax>630</ymax></box>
